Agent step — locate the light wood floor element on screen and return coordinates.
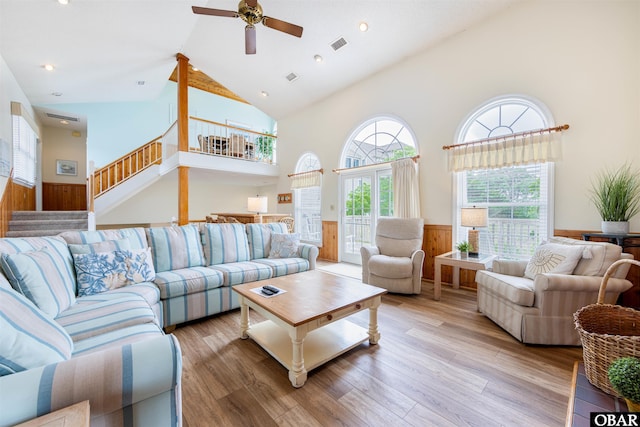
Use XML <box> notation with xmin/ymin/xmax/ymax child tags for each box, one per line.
<box><xmin>172</xmin><ymin>276</ymin><xmax>582</xmax><ymax>427</ymax></box>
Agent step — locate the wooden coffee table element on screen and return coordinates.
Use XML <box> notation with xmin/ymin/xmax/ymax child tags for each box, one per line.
<box><xmin>233</xmin><ymin>270</ymin><xmax>387</xmax><ymax>387</ymax></box>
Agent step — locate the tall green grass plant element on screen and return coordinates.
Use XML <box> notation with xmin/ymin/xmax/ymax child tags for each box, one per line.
<box><xmin>589</xmin><ymin>163</ymin><xmax>640</xmax><ymax>222</ymax></box>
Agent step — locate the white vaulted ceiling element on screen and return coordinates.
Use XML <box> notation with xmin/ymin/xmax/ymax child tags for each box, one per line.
<box><xmin>0</xmin><ymin>0</ymin><xmax>520</xmax><ymax>121</ymax></box>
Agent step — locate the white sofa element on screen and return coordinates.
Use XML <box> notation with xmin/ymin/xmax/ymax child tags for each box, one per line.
<box><xmin>476</xmin><ymin>237</ymin><xmax>634</xmax><ymax>345</ymax></box>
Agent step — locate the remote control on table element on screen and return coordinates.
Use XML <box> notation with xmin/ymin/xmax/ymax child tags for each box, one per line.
<box><xmin>261</xmin><ymin>288</ymin><xmax>275</xmax><ymax>296</ymax></box>
<box><xmin>262</xmin><ymin>285</ymin><xmax>279</xmax><ymax>294</ymax></box>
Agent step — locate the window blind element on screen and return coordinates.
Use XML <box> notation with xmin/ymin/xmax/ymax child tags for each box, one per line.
<box><xmin>12</xmin><ymin>114</ymin><xmax>37</xmax><ymax>187</ymax></box>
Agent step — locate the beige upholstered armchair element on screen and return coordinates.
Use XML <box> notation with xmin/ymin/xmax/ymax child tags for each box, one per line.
<box><xmin>476</xmin><ymin>236</ymin><xmax>634</xmax><ymax>345</ymax></box>
<box><xmin>361</xmin><ymin>217</ymin><xmax>425</xmax><ymax>294</ymax></box>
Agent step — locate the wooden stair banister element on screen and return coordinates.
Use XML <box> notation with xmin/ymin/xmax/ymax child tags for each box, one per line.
<box><xmin>92</xmin><ymin>137</ymin><xmax>162</xmax><ymax>198</ymax></box>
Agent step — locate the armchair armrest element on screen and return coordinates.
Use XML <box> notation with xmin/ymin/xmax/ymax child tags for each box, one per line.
<box><xmin>492</xmin><ymin>259</ymin><xmax>528</xmax><ymax>277</ymax></box>
<box><xmin>0</xmin><ymin>334</ymin><xmax>182</xmax><ymax>427</ymax></box>
<box><xmin>298</xmin><ymin>243</ymin><xmax>319</xmax><ymax>270</ymax></box>
<box><xmin>360</xmin><ymin>246</ymin><xmax>380</xmax><ymax>284</ymax></box>
<box><xmin>534</xmin><ymin>273</ymin><xmax>633</xmax><ymax>294</ymax></box>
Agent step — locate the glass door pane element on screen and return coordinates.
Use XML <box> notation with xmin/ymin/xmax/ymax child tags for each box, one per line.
<box><xmin>341</xmin><ymin>174</ymin><xmax>372</xmax><ymax>264</ymax></box>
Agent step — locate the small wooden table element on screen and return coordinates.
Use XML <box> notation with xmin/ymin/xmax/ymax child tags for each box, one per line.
<box><xmin>433</xmin><ymin>251</ymin><xmax>496</xmax><ymax>300</ymax></box>
<box><xmin>233</xmin><ymin>270</ymin><xmax>387</xmax><ymax>387</ymax></box>
<box><xmin>566</xmin><ymin>362</ymin><xmax>628</xmax><ymax>427</ymax></box>
<box><xmin>16</xmin><ymin>400</ymin><xmax>90</xmax><ymax>427</ymax></box>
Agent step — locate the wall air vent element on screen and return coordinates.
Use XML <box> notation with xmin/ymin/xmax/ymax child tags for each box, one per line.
<box><xmin>330</xmin><ymin>37</ymin><xmax>348</xmax><ymax>51</ymax></box>
<box><xmin>46</xmin><ymin>112</ymin><xmax>78</xmax><ymax>122</ymax></box>
<box><xmin>286</xmin><ymin>72</ymin><xmax>299</xmax><ymax>82</ymax></box>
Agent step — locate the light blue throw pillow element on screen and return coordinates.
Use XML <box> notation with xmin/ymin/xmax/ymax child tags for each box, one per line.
<box><xmin>201</xmin><ymin>223</ymin><xmax>251</xmax><ymax>265</ymax></box>
<box><xmin>1</xmin><ymin>247</ymin><xmax>76</xmax><ymax>317</ymax></box>
<box><xmin>146</xmin><ymin>224</ymin><xmax>205</xmax><ymax>272</ymax></box>
<box><xmin>0</xmin><ymin>287</ymin><xmax>73</xmax><ymax>376</ymax></box>
<box><xmin>268</xmin><ymin>233</ymin><xmax>301</xmax><ymax>258</ymax></box>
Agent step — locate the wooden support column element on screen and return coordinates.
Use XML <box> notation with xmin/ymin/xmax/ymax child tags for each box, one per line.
<box><xmin>176</xmin><ymin>53</ymin><xmax>189</xmax><ymax>225</ymax></box>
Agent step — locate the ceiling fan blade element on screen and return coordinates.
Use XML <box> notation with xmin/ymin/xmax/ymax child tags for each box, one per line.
<box><xmin>245</xmin><ymin>25</ymin><xmax>256</xmax><ymax>55</ymax></box>
<box><xmin>192</xmin><ymin>6</ymin><xmax>239</xmax><ymax>18</ymax></box>
<box><xmin>262</xmin><ymin>16</ymin><xmax>303</xmax><ymax>38</ymax></box>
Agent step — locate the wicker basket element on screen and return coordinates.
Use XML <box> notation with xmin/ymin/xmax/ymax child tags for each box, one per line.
<box><xmin>573</xmin><ymin>258</ymin><xmax>640</xmax><ymax>397</ymax></box>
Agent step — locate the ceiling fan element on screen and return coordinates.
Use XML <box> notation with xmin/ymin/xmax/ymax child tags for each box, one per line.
<box><xmin>192</xmin><ymin>0</ymin><xmax>303</xmax><ymax>55</ymax></box>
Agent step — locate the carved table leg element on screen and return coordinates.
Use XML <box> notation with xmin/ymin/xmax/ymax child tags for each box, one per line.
<box><xmin>239</xmin><ymin>297</ymin><xmax>249</xmax><ymax>339</ymax></box>
<box><xmin>288</xmin><ymin>327</ymin><xmax>308</xmax><ymax>388</ymax></box>
<box><xmin>368</xmin><ymin>296</ymin><xmax>381</xmax><ymax>344</ymax></box>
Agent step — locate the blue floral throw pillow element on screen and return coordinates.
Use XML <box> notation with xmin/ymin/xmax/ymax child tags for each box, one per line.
<box><xmin>268</xmin><ymin>233</ymin><xmax>301</xmax><ymax>259</ymax></box>
<box><xmin>73</xmin><ymin>248</ymin><xmax>155</xmax><ymax>297</ymax></box>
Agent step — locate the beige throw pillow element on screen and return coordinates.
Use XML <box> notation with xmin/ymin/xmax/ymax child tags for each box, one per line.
<box><xmin>524</xmin><ymin>243</ymin><xmax>585</xmax><ymax>279</ymax></box>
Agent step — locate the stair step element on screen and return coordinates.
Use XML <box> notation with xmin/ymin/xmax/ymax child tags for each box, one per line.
<box><xmin>8</xmin><ymin>219</ymin><xmax>88</xmax><ymax>231</ymax></box>
<box><xmin>5</xmin><ymin>229</ymin><xmax>85</xmax><ymax>238</ymax></box>
<box><xmin>11</xmin><ymin>210</ymin><xmax>88</xmax><ymax>221</ymax></box>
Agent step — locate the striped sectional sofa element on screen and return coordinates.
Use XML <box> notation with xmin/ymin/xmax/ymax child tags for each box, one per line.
<box><xmin>0</xmin><ymin>222</ymin><xmax>317</xmax><ymax>426</ymax></box>
<box><xmin>476</xmin><ymin>236</ymin><xmax>634</xmax><ymax>345</ymax></box>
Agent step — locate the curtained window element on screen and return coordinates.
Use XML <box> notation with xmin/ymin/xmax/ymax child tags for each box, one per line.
<box><xmin>452</xmin><ymin>96</ymin><xmax>556</xmax><ymax>259</ymax></box>
<box><xmin>293</xmin><ymin>153</ymin><xmax>322</xmax><ymax>245</ymax></box>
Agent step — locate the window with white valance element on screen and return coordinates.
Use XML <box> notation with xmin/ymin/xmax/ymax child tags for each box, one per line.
<box><xmin>292</xmin><ymin>153</ymin><xmax>322</xmax><ymax>245</ymax></box>
<box><xmin>452</xmin><ymin>96</ymin><xmax>561</xmax><ymax>259</ymax></box>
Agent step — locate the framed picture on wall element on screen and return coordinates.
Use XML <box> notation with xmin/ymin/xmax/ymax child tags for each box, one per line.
<box><xmin>56</xmin><ymin>159</ymin><xmax>77</xmax><ymax>176</ymax></box>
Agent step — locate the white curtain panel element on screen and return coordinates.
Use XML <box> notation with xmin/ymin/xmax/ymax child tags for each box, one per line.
<box><xmin>447</xmin><ymin>131</ymin><xmax>562</xmax><ymax>172</ymax></box>
<box><xmin>392</xmin><ymin>158</ymin><xmax>421</xmax><ymax>218</ymax></box>
<box><xmin>290</xmin><ymin>170</ymin><xmax>322</xmax><ymax>189</ymax></box>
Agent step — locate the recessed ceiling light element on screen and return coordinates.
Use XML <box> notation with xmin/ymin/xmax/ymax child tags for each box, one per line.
<box><xmin>43</xmin><ymin>64</ymin><xmax>55</xmax><ymax>71</ymax></box>
<box><xmin>261</xmin><ymin>91</ymin><xmax>269</xmax><ymax>97</ymax></box>
<box><xmin>51</xmin><ymin>92</ymin><xmax>63</xmax><ymax>97</ymax></box>
<box><xmin>313</xmin><ymin>54</ymin><xmax>323</xmax><ymax>63</ymax></box>
<box><xmin>60</xmin><ymin>120</ymin><xmax>69</xmax><ymax>125</ymax></box>
<box><xmin>57</xmin><ymin>0</ymin><xmax>69</xmax><ymax>5</ymax></box>
<box><xmin>359</xmin><ymin>22</ymin><xmax>369</xmax><ymax>32</ymax></box>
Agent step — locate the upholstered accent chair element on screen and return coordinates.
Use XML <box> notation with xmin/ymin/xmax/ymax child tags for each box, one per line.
<box><xmin>361</xmin><ymin>217</ymin><xmax>425</xmax><ymax>294</ymax></box>
<box><xmin>476</xmin><ymin>236</ymin><xmax>634</xmax><ymax>345</ymax></box>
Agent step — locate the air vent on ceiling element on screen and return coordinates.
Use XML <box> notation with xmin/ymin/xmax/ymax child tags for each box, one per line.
<box><xmin>46</xmin><ymin>112</ymin><xmax>78</xmax><ymax>122</ymax></box>
<box><xmin>286</xmin><ymin>72</ymin><xmax>299</xmax><ymax>82</ymax></box>
<box><xmin>330</xmin><ymin>37</ymin><xmax>348</xmax><ymax>51</ymax></box>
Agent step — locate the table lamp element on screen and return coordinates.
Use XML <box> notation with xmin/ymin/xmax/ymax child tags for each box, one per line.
<box><xmin>461</xmin><ymin>206</ymin><xmax>488</xmax><ymax>257</ymax></box>
<box><xmin>248</xmin><ymin>195</ymin><xmax>268</xmax><ymax>215</ymax></box>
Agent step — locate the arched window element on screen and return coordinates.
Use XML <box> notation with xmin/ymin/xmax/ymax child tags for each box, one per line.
<box><xmin>455</xmin><ymin>95</ymin><xmax>554</xmax><ymax>259</ymax></box>
<box><xmin>294</xmin><ymin>152</ymin><xmax>322</xmax><ymax>245</ymax></box>
<box><xmin>339</xmin><ymin>116</ymin><xmax>417</xmax><ymax>263</ymax></box>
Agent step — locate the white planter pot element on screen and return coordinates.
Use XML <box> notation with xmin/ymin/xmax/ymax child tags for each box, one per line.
<box><xmin>601</xmin><ymin>221</ymin><xmax>629</xmax><ymax>234</ymax></box>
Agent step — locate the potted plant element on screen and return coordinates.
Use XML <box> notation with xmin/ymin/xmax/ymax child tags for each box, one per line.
<box><xmin>255</xmin><ymin>132</ymin><xmax>275</xmax><ymax>163</ymax></box>
<box><xmin>456</xmin><ymin>241</ymin><xmax>470</xmax><ymax>258</ymax></box>
<box><xmin>608</xmin><ymin>357</ymin><xmax>640</xmax><ymax>412</ymax></box>
<box><xmin>589</xmin><ymin>163</ymin><xmax>640</xmax><ymax>234</ymax></box>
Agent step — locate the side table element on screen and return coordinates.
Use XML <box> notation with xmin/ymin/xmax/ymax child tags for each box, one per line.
<box><xmin>566</xmin><ymin>362</ymin><xmax>627</xmax><ymax>427</ymax></box>
<box><xmin>15</xmin><ymin>400</ymin><xmax>90</xmax><ymax>427</ymax></box>
<box><xmin>433</xmin><ymin>251</ymin><xmax>496</xmax><ymax>300</ymax></box>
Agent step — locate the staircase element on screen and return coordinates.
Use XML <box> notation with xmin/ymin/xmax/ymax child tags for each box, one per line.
<box><xmin>7</xmin><ymin>211</ymin><xmax>89</xmax><ymax>237</ymax></box>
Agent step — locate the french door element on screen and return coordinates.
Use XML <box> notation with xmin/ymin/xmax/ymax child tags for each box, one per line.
<box><xmin>340</xmin><ymin>168</ymin><xmax>392</xmax><ymax>264</ymax></box>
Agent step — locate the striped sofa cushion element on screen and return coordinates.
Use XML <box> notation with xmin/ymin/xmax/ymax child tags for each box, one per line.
<box><xmin>154</xmin><ymin>266</ymin><xmax>225</xmax><ymax>299</ymax></box>
<box><xmin>1</xmin><ymin>246</ymin><xmax>76</xmax><ymax>317</ymax></box>
<box><xmin>246</xmin><ymin>223</ymin><xmax>288</xmax><ymax>260</ymax></box>
<box><xmin>201</xmin><ymin>223</ymin><xmax>251</xmax><ymax>265</ymax></box>
<box><xmin>253</xmin><ymin>257</ymin><xmax>310</xmax><ymax>277</ymax></box>
<box><xmin>55</xmin><ymin>294</ymin><xmax>157</xmax><ymax>342</ymax></box>
<box><xmin>0</xmin><ymin>287</ymin><xmax>73</xmax><ymax>376</ymax></box>
<box><xmin>72</xmin><ymin>322</ymin><xmax>163</xmax><ymax>356</ymax></box>
<box><xmin>146</xmin><ymin>225</ymin><xmax>205</xmax><ymax>272</ymax></box>
<box><xmin>209</xmin><ymin>261</ymin><xmax>273</xmax><ymax>286</ymax></box>
<box><xmin>59</xmin><ymin>227</ymin><xmax>149</xmax><ymax>250</ymax></box>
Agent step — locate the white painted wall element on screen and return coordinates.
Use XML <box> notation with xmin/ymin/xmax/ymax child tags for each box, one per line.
<box><xmin>276</xmin><ymin>0</ymin><xmax>640</xmax><ymax>232</ymax></box>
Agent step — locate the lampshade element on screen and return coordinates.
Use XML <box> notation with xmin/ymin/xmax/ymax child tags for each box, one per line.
<box><xmin>248</xmin><ymin>196</ymin><xmax>268</xmax><ymax>214</ymax></box>
<box><xmin>461</xmin><ymin>207</ymin><xmax>488</xmax><ymax>228</ymax></box>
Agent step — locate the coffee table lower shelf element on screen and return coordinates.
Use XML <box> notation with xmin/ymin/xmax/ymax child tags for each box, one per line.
<box><xmin>248</xmin><ymin>318</ymin><xmax>369</xmax><ymax>373</ymax></box>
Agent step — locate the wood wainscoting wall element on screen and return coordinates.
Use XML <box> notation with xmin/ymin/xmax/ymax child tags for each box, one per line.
<box><xmin>316</xmin><ymin>221</ymin><xmax>640</xmax><ymax>307</ymax></box>
<box><xmin>0</xmin><ymin>178</ymin><xmax>36</xmax><ymax>237</ymax></box>
<box><xmin>42</xmin><ymin>182</ymin><xmax>87</xmax><ymax>211</ymax></box>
